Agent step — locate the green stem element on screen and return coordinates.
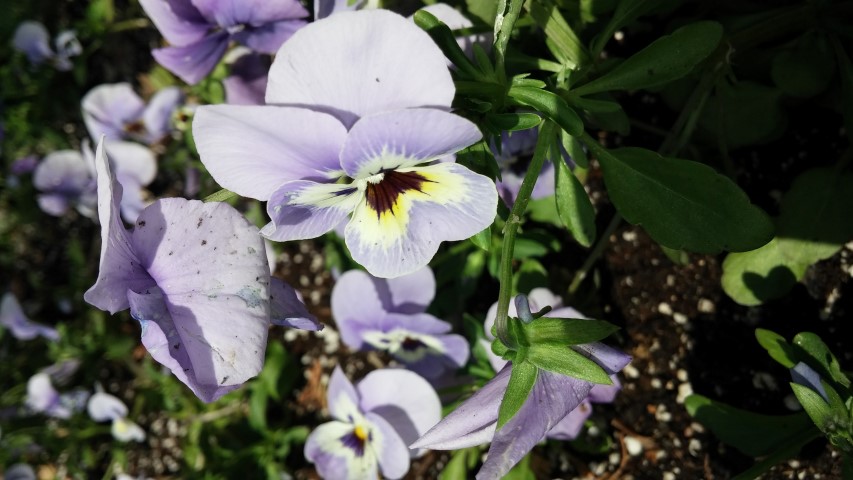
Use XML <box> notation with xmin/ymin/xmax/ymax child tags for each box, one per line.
<box><xmin>568</xmin><ymin>212</ymin><xmax>621</xmax><ymax>296</ymax></box>
<box><xmin>494</xmin><ymin>121</ymin><xmax>557</xmax><ymax>347</ymax></box>
<box><xmin>494</xmin><ymin>0</ymin><xmax>525</xmax><ymax>80</ymax></box>
<box><xmin>109</xmin><ymin>18</ymin><xmax>150</xmax><ymax>33</ymax></box>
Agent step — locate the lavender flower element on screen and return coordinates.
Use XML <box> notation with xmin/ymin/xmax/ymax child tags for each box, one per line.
<box><xmin>305</xmin><ymin>367</ymin><xmax>441</xmax><ymax>479</ymax></box>
<box><xmin>222</xmin><ymin>50</ymin><xmax>268</xmax><ymax>106</ymax></box>
<box><xmin>25</xmin><ymin>372</ymin><xmax>88</xmax><ymax>419</ymax></box>
<box><xmin>139</xmin><ymin>0</ymin><xmax>308</xmax><ymax>84</ymax></box>
<box><xmin>11</xmin><ymin>155</ymin><xmax>38</xmax><ymax>176</ymax></box>
<box><xmin>332</xmin><ymin>267</ymin><xmax>469</xmax><ymax>379</ymax></box>
<box><xmin>12</xmin><ymin>21</ymin><xmax>80</xmax><ymax>71</ymax></box>
<box><xmin>88</xmin><ymin>389</ymin><xmax>146</xmax><ymax>442</ymax></box>
<box><xmin>82</xmin><ymin>83</ymin><xmax>183</xmax><ymax>144</ymax></box>
<box><xmin>491</xmin><ymin>129</ymin><xmax>574</xmax><ymax>207</ymax></box>
<box><xmin>83</xmin><ymin>138</ymin><xmax>306</xmax><ymax>402</ymax></box>
<box><xmin>413</xmin><ymin>293</ymin><xmax>631</xmax><ymax>478</ymax></box>
<box><xmin>0</xmin><ymin>292</ymin><xmax>59</xmax><ymax>341</ymax></box>
<box><xmin>4</xmin><ymin>464</ymin><xmax>36</xmax><ymax>480</ymax></box>
<box><xmin>194</xmin><ymin>10</ymin><xmax>497</xmax><ymax>278</ymax></box>
<box><xmin>791</xmin><ymin>362</ymin><xmax>829</xmax><ymax>402</ymax></box>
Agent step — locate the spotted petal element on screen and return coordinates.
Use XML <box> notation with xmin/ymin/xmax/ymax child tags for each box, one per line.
<box><xmin>267</xmin><ymin>10</ymin><xmax>455</xmax><ymax>128</ymax></box>
<box><xmin>345</xmin><ymin>162</ymin><xmax>497</xmax><ymax>278</ymax></box>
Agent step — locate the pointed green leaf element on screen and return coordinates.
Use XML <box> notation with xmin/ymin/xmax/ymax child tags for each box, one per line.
<box><xmin>793</xmin><ymin>332</ymin><xmax>851</xmax><ymax>389</ymax></box>
<box><xmin>203</xmin><ymin>188</ymin><xmax>237</xmax><ymax>203</ymax></box>
<box><xmin>527</xmin><ymin>343</ymin><xmax>612</xmax><ymax>384</ymax></box>
<box><xmin>591</xmin><ymin>146</ymin><xmax>774</xmax><ymax>253</ymax></box>
<box><xmin>469</xmin><ymin>225</ymin><xmax>492</xmax><ymax>251</ymax></box>
<box><xmin>414</xmin><ymin>10</ymin><xmax>483</xmax><ymax>80</ymax></box>
<box><xmin>755</xmin><ymin>328</ymin><xmax>798</xmax><ymax>368</ymax></box>
<box><xmin>554</xmin><ymin>150</ymin><xmax>596</xmax><ymax>247</ymax></box>
<box><xmin>566</xmin><ymin>94</ymin><xmax>624</xmax><ymax>113</ymax></box>
<box><xmin>526</xmin><ymin>0</ymin><xmax>592</xmax><ymax>67</ymax></box>
<box><xmin>721</xmin><ymin>238</ymin><xmax>806</xmax><ymax>306</ymax></box>
<box><xmin>591</xmin><ymin>0</ymin><xmax>663</xmax><ymax>56</ymax></box>
<box><xmin>508</xmin><ymin>86</ymin><xmax>584</xmax><ymax>136</ymax></box>
<box><xmin>561</xmin><ymin>130</ymin><xmax>589</xmax><ymax>169</ymax></box>
<box><xmin>524</xmin><ymin>317</ymin><xmax>618</xmax><ymax>345</ymax></box>
<box><xmin>791</xmin><ymin>383</ymin><xmax>833</xmax><ymax>430</ymax></box>
<box><xmin>685</xmin><ymin>394</ymin><xmax>814</xmax><ymax>457</ymax></box>
<box><xmin>489</xmin><ymin>113</ymin><xmax>542</xmax><ymax>131</ymax></box>
<box><xmin>574</xmin><ymin>21</ymin><xmax>723</xmax><ymax>96</ymax></box>
<box><xmin>497</xmin><ymin>360</ymin><xmax>539</xmax><ymax>428</ymax></box>
<box><xmin>698</xmin><ymin>81</ymin><xmax>785</xmax><ymax>149</ymax></box>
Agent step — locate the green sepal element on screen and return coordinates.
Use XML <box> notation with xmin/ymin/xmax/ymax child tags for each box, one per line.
<box><xmin>573</xmin><ymin>21</ymin><xmax>723</xmax><ymax>96</ymax></box>
<box><xmin>491</xmin><ymin>337</ymin><xmax>511</xmax><ymax>359</ymax></box>
<box><xmin>497</xmin><ymin>360</ymin><xmax>538</xmax><ymax>429</ymax></box>
<box><xmin>507</xmin><ymin>86</ymin><xmax>584</xmax><ymax>136</ymax></box>
<box><xmin>755</xmin><ymin>328</ymin><xmax>798</xmax><ymax>369</ymax></box>
<box><xmin>414</xmin><ymin>10</ymin><xmax>483</xmax><ymax>81</ymax></box>
<box><xmin>553</xmin><ymin>146</ymin><xmax>596</xmax><ymax>247</ymax></box>
<box><xmin>524</xmin><ymin>317</ymin><xmax>618</xmax><ymax>345</ymax></box>
<box><xmin>527</xmin><ymin>343</ymin><xmax>612</xmax><ymax>384</ymax></box>
<box><xmin>793</xmin><ymin>332</ymin><xmax>851</xmax><ymax>389</ymax></box>
<box><xmin>488</xmin><ymin>113</ymin><xmax>543</xmax><ymax>131</ymax></box>
<box><xmin>469</xmin><ymin>225</ymin><xmax>492</xmax><ymax>251</ymax></box>
<box><xmin>791</xmin><ymin>383</ymin><xmax>834</xmax><ymax>431</ymax></box>
<box><xmin>204</xmin><ymin>188</ymin><xmax>237</xmax><ymax>203</ymax></box>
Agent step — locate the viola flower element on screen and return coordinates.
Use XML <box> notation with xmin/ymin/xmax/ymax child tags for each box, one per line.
<box><xmin>1</xmin><ymin>292</ymin><xmax>59</xmax><ymax>341</ymax></box>
<box><xmin>791</xmin><ymin>361</ymin><xmax>829</xmax><ymax>402</ymax></box>
<box><xmin>87</xmin><ymin>389</ymin><xmax>146</xmax><ymax>442</ymax></box>
<box><xmin>332</xmin><ymin>267</ymin><xmax>468</xmax><ymax>379</ymax></box>
<box><xmin>82</xmin><ymin>138</ymin><xmax>280</xmax><ymax>402</ymax></box>
<box><xmin>82</xmin><ymin>83</ymin><xmax>183</xmax><ymax>144</ymax></box>
<box><xmin>4</xmin><ymin>464</ymin><xmax>36</xmax><ymax>480</ymax></box>
<box><xmin>33</xmin><ymin>140</ymin><xmax>157</xmax><ymax>222</ymax></box>
<box><xmin>413</xmin><ymin>293</ymin><xmax>631</xmax><ymax>479</ymax></box>
<box><xmin>491</xmin><ymin>128</ymin><xmax>575</xmax><ymax>207</ymax></box>
<box><xmin>481</xmin><ymin>288</ymin><xmax>623</xmax><ymax>441</ymax></box>
<box><xmin>12</xmin><ymin>21</ymin><xmax>81</xmax><ymax>71</ymax></box>
<box><xmin>305</xmin><ymin>367</ymin><xmax>441</xmax><ymax>479</ymax></box>
<box><xmin>25</xmin><ymin>372</ymin><xmax>88</xmax><ymax>419</ymax></box>
<box><xmin>194</xmin><ymin>10</ymin><xmax>497</xmax><ymax>278</ymax></box>
<box><xmin>139</xmin><ymin>0</ymin><xmax>308</xmax><ymax>84</ymax></box>
<box><xmin>222</xmin><ymin>50</ymin><xmax>269</xmax><ymax>106</ymax></box>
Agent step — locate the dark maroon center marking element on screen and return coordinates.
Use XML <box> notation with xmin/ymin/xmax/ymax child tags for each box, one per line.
<box><xmin>401</xmin><ymin>336</ymin><xmax>426</xmax><ymax>352</ymax></box>
<box><xmin>364</xmin><ymin>170</ymin><xmax>431</xmax><ymax>219</ymax></box>
<box><xmin>123</xmin><ymin>120</ymin><xmax>146</xmax><ymax>134</ymax></box>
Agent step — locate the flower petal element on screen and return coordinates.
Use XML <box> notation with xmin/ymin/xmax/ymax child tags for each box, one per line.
<box><xmin>384</xmin><ymin>266</ymin><xmax>435</xmax><ymax>314</ymax></box>
<box><xmin>331</xmin><ymin>269</ymin><xmax>387</xmax><ymax>349</ymax></box>
<box><xmin>327</xmin><ymin>366</ymin><xmax>362</xmax><ymax>422</ymax></box>
<box><xmin>191</xmin><ymin>0</ymin><xmax>308</xmax><ymax>26</ymax></box>
<box><xmin>142</xmin><ymin>86</ymin><xmax>183</xmax><ymax>141</ymax></box>
<box><xmin>33</xmin><ymin>150</ymin><xmax>93</xmax><ymax>196</ymax></box>
<box><xmin>314</xmin><ymin>0</ymin><xmax>361</xmax><ymax>20</ymax></box>
<box><xmin>305</xmin><ymin>421</ymin><xmax>379</xmax><ymax>480</ymax></box>
<box><xmin>193</xmin><ymin>105</ymin><xmax>347</xmax><ymax>200</ymax></box>
<box><xmin>152</xmin><ymin>32</ymin><xmax>229</xmax><ymax>85</ymax></box>
<box><xmin>572</xmin><ymin>342</ymin><xmax>632</xmax><ymax>374</ymax></box>
<box><xmin>365</xmin><ymin>411</ymin><xmax>411</xmax><ymax>479</ymax></box>
<box><xmin>0</xmin><ymin>293</ymin><xmax>59</xmax><ymax>341</ymax></box>
<box><xmin>26</xmin><ymin>373</ymin><xmax>59</xmax><ymax>414</ymax></box>
<box><xmin>233</xmin><ymin>19</ymin><xmax>307</xmax><ymax>54</ymax></box>
<box><xmin>107</xmin><ymin>141</ymin><xmax>157</xmax><ymax>187</ymax></box>
<box><xmin>345</xmin><ymin>162</ymin><xmax>497</xmax><ymax>278</ymax></box>
<box><xmin>87</xmin><ymin>391</ymin><xmax>128</xmax><ymax>422</ymax></box>
<box><xmin>340</xmin><ymin>108</ymin><xmax>481</xmax><ymax>178</ymax></box>
<box><xmin>411</xmin><ymin>364</ymin><xmax>511</xmax><ymax>450</ymax></box>
<box><xmin>791</xmin><ymin>362</ymin><xmax>829</xmax><ymax>402</ymax></box>
<box><xmin>477</xmin><ymin>370</ymin><xmax>593</xmax><ymax>479</ymax></box>
<box><xmin>81</xmin><ymin>83</ymin><xmax>146</xmax><ymax>141</ymax></box>
<box><xmin>139</xmin><ymin>0</ymin><xmax>209</xmax><ymax>46</ymax></box>
<box><xmin>270</xmin><ymin>277</ymin><xmax>321</xmax><ymax>331</ymax></box>
<box><xmin>12</xmin><ymin>21</ymin><xmax>53</xmax><ymax>64</ymax></box>
<box><xmin>111</xmin><ymin>417</ymin><xmax>146</xmax><ymax>442</ymax></box>
<box><xmin>84</xmin><ymin>139</ymin><xmax>156</xmax><ymax>315</ymax></box>
<box><xmin>224</xmin><ymin>53</ymin><xmax>268</xmax><ymax>106</ymax></box>
<box><xmin>262</xmin><ymin>180</ymin><xmax>360</xmax><ymax>242</ymax></box>
<box><xmin>546</xmin><ymin>400</ymin><xmax>592</xmax><ymax>441</ymax></box>
<box><xmin>267</xmin><ymin>10</ymin><xmax>455</xmax><ymax>127</ymax></box>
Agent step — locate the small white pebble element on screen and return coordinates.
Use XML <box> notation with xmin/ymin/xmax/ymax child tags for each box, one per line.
<box><xmin>666</xmin><ymin>275</ymin><xmax>676</xmax><ymax>287</ymax></box>
<box><xmin>677</xmin><ymin>383</ymin><xmax>694</xmax><ymax>404</ymax></box>
<box><xmin>688</xmin><ymin>438</ymin><xmax>702</xmax><ymax>456</ymax></box>
<box><xmin>650</xmin><ymin>378</ymin><xmax>662</xmax><ymax>389</ymax></box>
<box><xmin>662</xmin><ymin>472</ymin><xmax>676</xmax><ymax>480</ymax></box>
<box><xmin>587</xmin><ymin>425</ymin><xmax>600</xmax><ymax>437</ymax></box>
<box><xmin>788</xmin><ymin>459</ymin><xmax>801</xmax><ymax>469</ymax></box>
<box><xmin>697</xmin><ymin>298</ymin><xmax>715</xmax><ymax>313</ymax></box>
<box><xmin>609</xmin><ymin>452</ymin><xmax>621</xmax><ymax>465</ymax></box>
<box><xmin>622</xmin><ymin>231</ymin><xmax>637</xmax><ymax>242</ymax></box>
<box><xmin>658</xmin><ymin>302</ymin><xmax>673</xmax><ymax>316</ymax></box>
<box><xmin>784</xmin><ymin>394</ymin><xmax>802</xmax><ymax>411</ymax></box>
<box><xmin>623</xmin><ymin>364</ymin><xmax>640</xmax><ymax>379</ymax></box>
<box><xmin>673</xmin><ymin>312</ymin><xmax>688</xmax><ymax>324</ymax></box>
<box><xmin>625</xmin><ymin>436</ymin><xmax>643</xmax><ymax>456</ymax></box>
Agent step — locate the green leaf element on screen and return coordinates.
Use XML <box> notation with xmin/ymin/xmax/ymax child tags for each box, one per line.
<box><xmin>457</xmin><ymin>140</ymin><xmax>502</xmax><ymax>180</ymax></box>
<box><xmin>512</xmin><ymin>259</ymin><xmax>549</xmax><ymax>294</ymax></box>
<box><xmin>526</xmin><ymin>0</ymin><xmax>591</xmax><ymax>67</ymax></box>
<box><xmin>504</xmin><ymin>453</ymin><xmax>536</xmax><ymax>480</ymax></box>
<box><xmin>469</xmin><ymin>225</ymin><xmax>492</xmax><ymax>251</ymax></box>
<box><xmin>204</xmin><ymin>188</ymin><xmax>237</xmax><ymax>203</ymax></box>
<box><xmin>489</xmin><ymin>113</ymin><xmax>542</xmax><ymax>131</ymax></box>
<box><xmin>561</xmin><ymin>130</ymin><xmax>589</xmax><ymax>169</ymax></box>
<box><xmin>593</xmin><ymin>146</ymin><xmax>774</xmax><ymax>253</ymax></box>
<box><xmin>721</xmin><ymin>238</ymin><xmax>805</xmax><ymax>306</ymax></box>
<box><xmin>573</xmin><ymin>21</ymin><xmax>723</xmax><ymax>96</ymax></box>
<box><xmin>527</xmin><ymin>343</ymin><xmax>612</xmax><ymax>384</ymax></box>
<box><xmin>566</xmin><ymin>94</ymin><xmax>624</xmax><ymax>113</ymax></box>
<box><xmin>685</xmin><ymin>394</ymin><xmax>814</xmax><ymax>457</ymax></box>
<box><xmin>248</xmin><ymin>387</ymin><xmax>268</xmax><ymax>431</ymax></box>
<box><xmin>699</xmin><ymin>81</ymin><xmax>785</xmax><ymax>149</ymax></box>
<box><xmin>755</xmin><ymin>328</ymin><xmax>798</xmax><ymax>368</ymax></box>
<box><xmin>591</xmin><ymin>0</ymin><xmax>663</xmax><ymax>56</ymax></box>
<box><xmin>414</xmin><ymin>10</ymin><xmax>483</xmax><ymax>80</ymax></box>
<box><xmin>554</xmin><ymin>150</ymin><xmax>596</xmax><ymax>247</ymax></box>
<box><xmin>524</xmin><ymin>317</ymin><xmax>618</xmax><ymax>345</ymax></box>
<box><xmin>497</xmin><ymin>360</ymin><xmax>538</xmax><ymax>428</ymax></box>
<box><xmin>771</xmin><ymin>31</ymin><xmax>835</xmax><ymax>98</ymax></box>
<box><xmin>508</xmin><ymin>86</ymin><xmax>584</xmax><ymax>136</ymax></box>
<box><xmin>439</xmin><ymin>448</ymin><xmax>474</xmax><ymax>480</ymax></box>
<box><xmin>791</xmin><ymin>383</ymin><xmax>833</xmax><ymax>430</ymax></box>
<box><xmin>793</xmin><ymin>332</ymin><xmax>851</xmax><ymax>389</ymax></box>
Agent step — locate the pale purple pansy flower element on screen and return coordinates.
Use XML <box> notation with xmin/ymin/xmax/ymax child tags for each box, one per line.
<box><xmin>222</xmin><ymin>50</ymin><xmax>268</xmax><ymax>106</ymax></box>
<box><xmin>0</xmin><ymin>292</ymin><xmax>59</xmax><ymax>341</ymax></box>
<box><xmin>25</xmin><ymin>372</ymin><xmax>89</xmax><ymax>419</ymax></box>
<box><xmin>12</xmin><ymin>21</ymin><xmax>81</xmax><ymax>71</ymax></box>
<box><xmin>332</xmin><ymin>267</ymin><xmax>468</xmax><ymax>379</ymax></box>
<box><xmin>791</xmin><ymin>361</ymin><xmax>829</xmax><ymax>402</ymax></box>
<box><xmin>82</xmin><ymin>83</ymin><xmax>183</xmax><ymax>144</ymax></box>
<box><xmin>413</xmin><ymin>292</ymin><xmax>631</xmax><ymax>479</ymax></box>
<box><xmin>4</xmin><ymin>464</ymin><xmax>36</xmax><ymax>480</ymax></box>
<box><xmin>88</xmin><ymin>389</ymin><xmax>146</xmax><ymax>442</ymax></box>
<box><xmin>194</xmin><ymin>10</ymin><xmax>497</xmax><ymax>278</ymax></box>
<box><xmin>139</xmin><ymin>0</ymin><xmax>308</xmax><ymax>85</ymax></box>
<box><xmin>33</xmin><ymin>141</ymin><xmax>157</xmax><ymax>222</ymax></box>
<box><xmin>492</xmin><ymin>129</ymin><xmax>569</xmax><ymax>206</ymax></box>
<box><xmin>83</xmin><ymin>138</ymin><xmax>275</xmax><ymax>402</ymax></box>
<box><xmin>305</xmin><ymin>367</ymin><xmax>441</xmax><ymax>480</ymax></box>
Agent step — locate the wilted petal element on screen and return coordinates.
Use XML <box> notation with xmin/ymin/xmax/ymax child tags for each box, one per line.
<box><xmin>305</xmin><ymin>421</ymin><xmax>378</xmax><ymax>480</ymax></box>
<box><xmin>546</xmin><ymin>401</ymin><xmax>592</xmax><ymax>441</ymax></box>
<box><xmin>358</xmin><ymin>369</ymin><xmax>442</xmax><ymax>457</ymax></box>
<box><xmin>478</xmin><ymin>371</ymin><xmax>593</xmax><ymax>479</ymax></box>
<box><xmin>327</xmin><ymin>366</ymin><xmax>361</xmax><ymax>422</ymax></box>
<box><xmin>0</xmin><ymin>292</ymin><xmax>59</xmax><ymax>341</ymax></box>
<box><xmin>139</xmin><ymin>0</ymin><xmax>209</xmax><ymax>46</ymax></box>
<box><xmin>267</xmin><ymin>10</ymin><xmax>455</xmax><ymax>127</ymax></box>
<box><xmin>365</xmin><ymin>411</ymin><xmax>410</xmax><ymax>479</ymax></box>
<box><xmin>263</xmin><ymin>180</ymin><xmax>360</xmax><ymax>242</ymax></box>
<box><xmin>152</xmin><ymin>32</ymin><xmax>229</xmax><ymax>85</ymax></box>
<box><xmin>12</xmin><ymin>21</ymin><xmax>53</xmax><ymax>64</ymax></box>
<box><xmin>331</xmin><ymin>269</ymin><xmax>387</xmax><ymax>348</ymax></box>
<box><xmin>791</xmin><ymin>362</ymin><xmax>829</xmax><ymax>402</ymax></box>
<box><xmin>233</xmin><ymin>19</ymin><xmax>307</xmax><ymax>54</ymax></box>
<box><xmin>270</xmin><ymin>277</ymin><xmax>321</xmax><ymax>330</ymax></box>
<box><xmin>345</xmin><ymin>162</ymin><xmax>497</xmax><ymax>278</ymax></box>
<box><xmin>340</xmin><ymin>108</ymin><xmax>481</xmax><ymax>179</ymax></box>
<box><xmin>84</xmin><ymin>139</ymin><xmax>155</xmax><ymax>314</ymax></box>
<box><xmin>412</xmin><ymin>364</ymin><xmax>512</xmax><ymax>450</ymax></box>
<box><xmin>111</xmin><ymin>417</ymin><xmax>146</xmax><ymax>442</ymax></box>
<box><xmin>87</xmin><ymin>391</ymin><xmax>128</xmax><ymax>422</ymax></box>
<box><xmin>142</xmin><ymin>86</ymin><xmax>183</xmax><ymax>141</ymax></box>
<box><xmin>82</xmin><ymin>84</ymin><xmax>146</xmax><ymax>141</ymax></box>
<box><xmin>193</xmin><ymin>105</ymin><xmax>347</xmax><ymax>199</ymax></box>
